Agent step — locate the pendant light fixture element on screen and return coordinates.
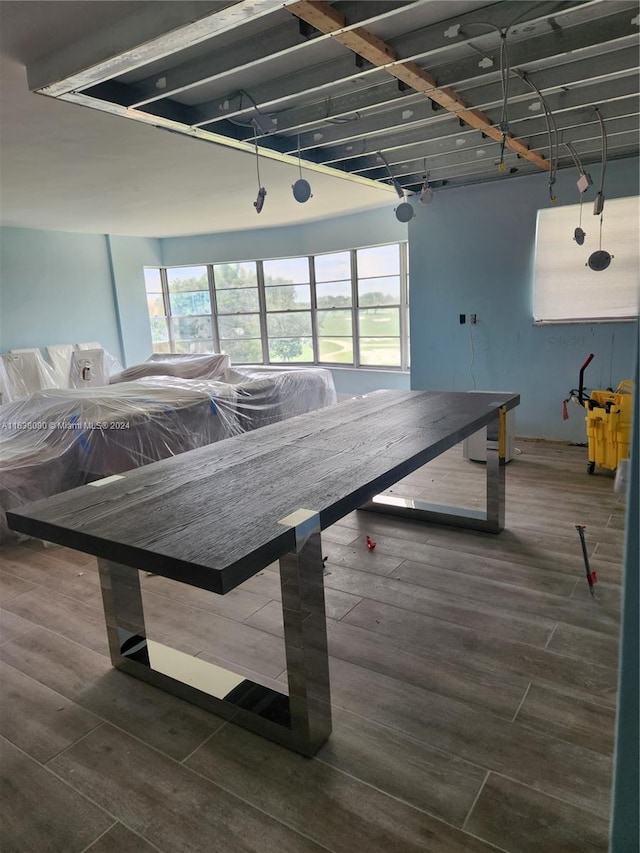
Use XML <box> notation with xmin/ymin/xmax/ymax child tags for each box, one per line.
<box><xmin>377</xmin><ymin>151</ymin><xmax>414</xmax><ymax>222</ymax></box>
<box><xmin>587</xmin><ymin>108</ymin><xmax>613</xmax><ymax>272</ymax></box>
<box><xmin>292</xmin><ymin>135</ymin><xmax>312</xmax><ymax>203</ymax></box>
<box><xmin>253</xmin><ymin>129</ymin><xmax>267</xmax><ymax>213</ymax></box>
<box><xmin>419</xmin><ymin>159</ymin><xmax>434</xmax><ymax>204</ymax></box>
<box><xmin>565</xmin><ymin>142</ymin><xmax>592</xmax><ymax>246</ymax></box>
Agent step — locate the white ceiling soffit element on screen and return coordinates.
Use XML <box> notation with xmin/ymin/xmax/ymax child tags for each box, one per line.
<box><xmin>25</xmin><ymin>0</ymin><xmax>640</xmax><ymax>196</ymax></box>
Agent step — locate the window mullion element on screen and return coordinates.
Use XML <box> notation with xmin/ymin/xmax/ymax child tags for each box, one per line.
<box><xmin>399</xmin><ymin>242</ymin><xmax>409</xmax><ymax>371</ymax></box>
<box><xmin>351</xmin><ymin>250</ymin><xmax>360</xmax><ymax>368</ymax></box>
<box><xmin>257</xmin><ymin>260</ymin><xmax>269</xmax><ymax>364</ymax></box>
<box><xmin>207</xmin><ymin>264</ymin><xmax>221</xmax><ymax>353</ymax></box>
<box><xmin>310</xmin><ymin>256</ymin><xmax>319</xmax><ymax>364</ymax></box>
<box><xmin>160</xmin><ymin>267</ymin><xmax>175</xmax><ymax>352</ymax></box>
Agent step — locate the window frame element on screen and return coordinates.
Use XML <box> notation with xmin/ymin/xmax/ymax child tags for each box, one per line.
<box><xmin>145</xmin><ymin>242</ymin><xmax>409</xmax><ymax>369</ymax></box>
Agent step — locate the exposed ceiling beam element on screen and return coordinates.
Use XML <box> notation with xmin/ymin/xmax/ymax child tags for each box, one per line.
<box><xmin>260</xmin><ymin>43</ymin><xmax>640</xmax><ymax>138</ymax></box>
<box><xmin>142</xmin><ymin>20</ymin><xmax>637</xmax><ymax>144</ymax></box>
<box><xmin>362</xmin><ymin>111</ymin><xmax>639</xmax><ymax>188</ymax></box>
<box><xmin>285</xmin><ymin>74</ymin><xmax>640</xmax><ymax>156</ymax></box>
<box><xmin>126</xmin><ymin>1</ymin><xmax>415</xmax><ymax>108</ymax></box>
<box><xmin>190</xmin><ymin>0</ymin><xmax>591</xmax><ymax>127</ymax></box>
<box><xmin>287</xmin><ymin>0</ymin><xmax>554</xmax><ymax>169</ymax></box>
<box><xmin>397</xmin><ymin>138</ymin><xmax>639</xmax><ymax>190</ymax></box>
<box><xmin>344</xmin><ymin>105</ymin><xmax>639</xmax><ymax>177</ymax></box>
<box><xmin>28</xmin><ymin>1</ymin><xmax>303</xmax><ymax>96</ymax></box>
<box><xmin>187</xmin><ymin>2</ymin><xmax>636</xmax><ymax>137</ymax></box>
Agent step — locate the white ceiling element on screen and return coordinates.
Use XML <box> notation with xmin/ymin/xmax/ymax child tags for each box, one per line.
<box><xmin>0</xmin><ymin>1</ymin><xmax>394</xmax><ymax>238</ymax></box>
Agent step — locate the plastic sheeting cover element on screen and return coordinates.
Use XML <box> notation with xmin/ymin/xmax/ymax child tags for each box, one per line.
<box><xmin>0</xmin><ymin>368</ymin><xmax>337</xmax><ymax>542</ymax></box>
<box><xmin>110</xmin><ymin>353</ymin><xmax>231</xmax><ymax>383</ymax></box>
<box><xmin>0</xmin><ymin>351</ymin><xmax>59</xmax><ymax>403</ymax></box>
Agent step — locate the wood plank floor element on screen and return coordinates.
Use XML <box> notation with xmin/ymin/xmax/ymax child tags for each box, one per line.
<box><xmin>0</xmin><ymin>440</ymin><xmax>625</xmax><ymax>853</ymax></box>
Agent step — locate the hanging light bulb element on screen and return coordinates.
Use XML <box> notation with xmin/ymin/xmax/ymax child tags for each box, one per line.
<box><xmin>252</xmin><ymin>129</ymin><xmax>267</xmax><ymax>213</ymax></box>
<box><xmin>419</xmin><ymin>159</ymin><xmax>434</xmax><ymax>204</ymax></box>
<box><xmin>565</xmin><ymin>142</ymin><xmax>590</xmax><ymax>246</ymax></box>
<box><xmin>586</xmin><ymin>108</ymin><xmax>613</xmax><ymax>272</ymax></box>
<box><xmin>292</xmin><ymin>135</ymin><xmax>312</xmax><ymax>203</ymax></box>
<box><xmin>377</xmin><ymin>151</ymin><xmax>414</xmax><ymax>221</ymax></box>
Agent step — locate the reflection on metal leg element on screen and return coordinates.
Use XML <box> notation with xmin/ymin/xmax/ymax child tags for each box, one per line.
<box><xmin>360</xmin><ymin>407</ymin><xmax>507</xmax><ymax>534</ymax></box>
<box><xmin>485</xmin><ymin>407</ymin><xmax>506</xmax><ymax>532</ymax></box>
<box><xmin>98</xmin><ymin>558</ymin><xmax>149</xmax><ymax>666</ymax></box>
<box><xmin>97</xmin><ymin>520</ymin><xmax>332</xmax><ymax>756</ymax></box>
<box><xmin>279</xmin><ymin>520</ymin><xmax>332</xmax><ymax>756</ymax></box>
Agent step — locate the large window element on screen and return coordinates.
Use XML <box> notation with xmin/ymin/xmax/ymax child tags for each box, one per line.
<box><xmin>166</xmin><ymin>266</ymin><xmax>212</xmax><ymax>353</ymax></box>
<box><xmin>145</xmin><ymin>243</ymin><xmax>409</xmax><ymax>368</ymax></box>
<box><xmin>533</xmin><ymin>196</ymin><xmax>639</xmax><ymax>323</ymax></box>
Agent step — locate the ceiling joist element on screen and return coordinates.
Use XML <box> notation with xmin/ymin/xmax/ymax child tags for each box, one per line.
<box><xmin>287</xmin><ymin>0</ymin><xmax>550</xmax><ymax>171</ymax></box>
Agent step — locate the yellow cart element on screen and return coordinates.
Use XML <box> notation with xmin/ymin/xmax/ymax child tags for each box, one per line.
<box><xmin>568</xmin><ymin>354</ymin><xmax>634</xmax><ymax>474</ymax></box>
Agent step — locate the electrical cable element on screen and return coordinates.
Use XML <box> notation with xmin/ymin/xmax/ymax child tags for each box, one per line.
<box><xmin>225</xmin><ymin>89</ymin><xmax>277</xmax><ymax>135</ymax></box>
<box><xmin>292</xmin><ymin>134</ymin><xmax>312</xmax><ymax>203</ymax></box>
<box><xmin>377</xmin><ymin>151</ymin><xmax>404</xmax><ymax>198</ymax></box>
<box><xmin>587</xmin><ymin>108</ymin><xmax>612</xmax><ymax>270</ymax></box>
<box><xmin>500</xmin><ymin>31</ymin><xmax>510</xmax><ymax>135</ymax></box>
<box><xmin>565</xmin><ymin>141</ymin><xmax>590</xmax><ymax>244</ymax></box>
<box><xmin>514</xmin><ymin>71</ymin><xmax>558</xmax><ymax>200</ymax></box>
<box><xmin>468</xmin><ymin>321</ymin><xmax>477</xmax><ymax>390</ymax></box>
<box><xmin>254</xmin><ymin>128</ymin><xmax>262</xmax><ymax>187</ymax></box>
<box><xmin>324</xmin><ymin>95</ymin><xmax>361</xmax><ymax>124</ymax></box>
<box><xmin>594</xmin><ymin>106</ymin><xmax>608</xmax><ymax>196</ymax></box>
<box><xmin>252</xmin><ymin>127</ymin><xmax>267</xmax><ymax>213</ymax></box>
<box><xmin>456</xmin><ymin>21</ymin><xmax>510</xmax><ymax>157</ymax></box>
<box><xmin>598</xmin><ymin>212</ymin><xmax>604</xmax><ymax>251</ymax></box>
<box><xmin>564</xmin><ymin>141</ymin><xmax>583</xmax><ymax>174</ymax></box>
<box><xmin>506</xmin><ymin>2</ymin><xmax>550</xmax><ymax>31</ymax></box>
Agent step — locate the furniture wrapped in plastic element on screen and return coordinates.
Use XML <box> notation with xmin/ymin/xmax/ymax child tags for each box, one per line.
<box><xmin>110</xmin><ymin>353</ymin><xmax>231</xmax><ymax>383</ymax></box>
<box><xmin>0</xmin><ymin>351</ymin><xmax>59</xmax><ymax>403</ymax></box>
<box><xmin>0</xmin><ymin>368</ymin><xmax>337</xmax><ymax>542</ymax></box>
<box><xmin>46</xmin><ymin>344</ymin><xmax>75</xmax><ymax>387</ymax></box>
<box><xmin>224</xmin><ymin>366</ymin><xmax>338</xmax><ymax>430</ymax></box>
<box><xmin>70</xmin><ymin>349</ymin><xmax>109</xmax><ymax>388</ymax></box>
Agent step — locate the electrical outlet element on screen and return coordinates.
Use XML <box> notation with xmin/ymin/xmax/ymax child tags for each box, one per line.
<box><xmin>470</xmin><ymin>314</ymin><xmax>477</xmax><ymax>324</ymax></box>
<box><xmin>459</xmin><ymin>314</ymin><xmax>466</xmax><ymax>324</ymax></box>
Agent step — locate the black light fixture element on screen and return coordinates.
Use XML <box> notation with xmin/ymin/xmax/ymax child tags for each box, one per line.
<box><xmin>377</xmin><ymin>151</ymin><xmax>415</xmax><ymax>222</ymax></box>
<box><xmin>395</xmin><ymin>200</ymin><xmax>415</xmax><ymax>222</ymax></box>
<box><xmin>292</xmin><ymin>134</ymin><xmax>312</xmax><ymax>203</ymax></box>
<box><xmin>565</xmin><ymin>142</ymin><xmax>592</xmax><ymax>246</ymax></box>
<box><xmin>252</xmin><ymin>129</ymin><xmax>267</xmax><ymax>213</ymax></box>
<box><xmin>586</xmin><ymin>108</ymin><xmax>613</xmax><ymax>272</ymax></box>
<box><xmin>587</xmin><ymin>250</ymin><xmax>612</xmax><ymax>271</ymax></box>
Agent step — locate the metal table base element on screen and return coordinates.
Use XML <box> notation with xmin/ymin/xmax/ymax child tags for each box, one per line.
<box><xmin>98</xmin><ymin>513</ymin><xmax>331</xmax><ymax>757</ymax></box>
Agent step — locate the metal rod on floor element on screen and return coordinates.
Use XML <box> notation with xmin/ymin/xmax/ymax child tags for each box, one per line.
<box><xmin>575</xmin><ymin>524</ymin><xmax>597</xmax><ymax>598</ymax></box>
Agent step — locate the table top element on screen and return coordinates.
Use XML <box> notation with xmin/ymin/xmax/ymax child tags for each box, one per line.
<box><xmin>7</xmin><ymin>389</ymin><xmax>519</xmax><ymax>594</ymax></box>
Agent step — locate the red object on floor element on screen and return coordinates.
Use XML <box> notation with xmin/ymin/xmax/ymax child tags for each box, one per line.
<box><xmin>589</xmin><ymin>571</ymin><xmax>598</xmax><ymax>584</ymax></box>
<box><xmin>365</xmin><ymin>535</ymin><xmax>376</xmax><ymax>551</ymax></box>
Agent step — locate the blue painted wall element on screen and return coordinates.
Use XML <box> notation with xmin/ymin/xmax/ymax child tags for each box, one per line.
<box><xmin>107</xmin><ymin>235</ymin><xmax>161</xmax><ymax>365</ymax></box>
<box><xmin>0</xmin><ymin>226</ymin><xmax>161</xmax><ymax>367</ymax></box>
<box><xmin>408</xmin><ymin>157</ymin><xmax>639</xmax><ymax>440</ymax></box>
<box><xmin>161</xmin><ymin>205</ymin><xmax>407</xmax><ymax>266</ymax></box>
<box><xmin>0</xmin><ymin>226</ymin><xmax>122</xmax><ymax>360</ymax></box>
